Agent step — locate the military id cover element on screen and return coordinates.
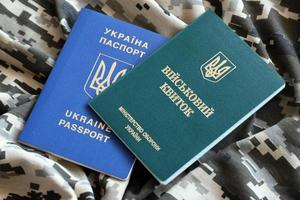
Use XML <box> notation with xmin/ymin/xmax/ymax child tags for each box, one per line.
<box><xmin>90</xmin><ymin>11</ymin><xmax>285</xmax><ymax>184</ymax></box>
<box><xmin>18</xmin><ymin>8</ymin><xmax>167</xmax><ymax>180</ymax></box>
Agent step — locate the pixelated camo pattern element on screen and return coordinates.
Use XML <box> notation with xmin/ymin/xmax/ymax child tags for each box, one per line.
<box><xmin>0</xmin><ymin>0</ymin><xmax>299</xmax><ymax>200</ymax></box>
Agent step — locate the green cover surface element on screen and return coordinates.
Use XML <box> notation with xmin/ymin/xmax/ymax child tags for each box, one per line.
<box><xmin>90</xmin><ymin>11</ymin><xmax>285</xmax><ymax>184</ymax></box>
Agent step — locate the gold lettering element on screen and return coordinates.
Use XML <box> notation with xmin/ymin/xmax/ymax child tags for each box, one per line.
<box><xmin>160</xmin><ymin>66</ymin><xmax>215</xmax><ymax>118</ymax></box>
<box><xmin>161</xmin><ymin>66</ymin><xmax>171</xmax><ymax>75</ymax></box>
<box><xmin>184</xmin><ymin>108</ymin><xmax>195</xmax><ymax>118</ymax></box>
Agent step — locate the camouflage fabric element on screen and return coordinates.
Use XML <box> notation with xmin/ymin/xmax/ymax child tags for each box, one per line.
<box><xmin>0</xmin><ymin>0</ymin><xmax>299</xmax><ymax>199</ymax></box>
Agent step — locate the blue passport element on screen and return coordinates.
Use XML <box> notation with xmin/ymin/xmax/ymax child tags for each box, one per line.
<box><xmin>18</xmin><ymin>8</ymin><xmax>167</xmax><ymax>180</ymax></box>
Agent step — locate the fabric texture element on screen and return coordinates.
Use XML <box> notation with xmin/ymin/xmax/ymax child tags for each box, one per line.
<box><xmin>0</xmin><ymin>0</ymin><xmax>299</xmax><ymax>199</ymax></box>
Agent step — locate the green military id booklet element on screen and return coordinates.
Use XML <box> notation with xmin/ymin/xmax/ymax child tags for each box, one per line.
<box><xmin>90</xmin><ymin>11</ymin><xmax>285</xmax><ymax>184</ymax></box>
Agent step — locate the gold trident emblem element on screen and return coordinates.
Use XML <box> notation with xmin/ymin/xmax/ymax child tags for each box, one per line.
<box><xmin>204</xmin><ymin>56</ymin><xmax>232</xmax><ymax>80</ymax></box>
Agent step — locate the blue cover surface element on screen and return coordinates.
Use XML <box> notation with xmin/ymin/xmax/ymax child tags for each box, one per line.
<box><xmin>18</xmin><ymin>8</ymin><xmax>167</xmax><ymax>180</ymax></box>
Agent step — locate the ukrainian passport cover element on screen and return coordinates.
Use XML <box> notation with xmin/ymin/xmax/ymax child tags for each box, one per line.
<box><xmin>90</xmin><ymin>11</ymin><xmax>285</xmax><ymax>184</ymax></box>
<box><xmin>18</xmin><ymin>8</ymin><xmax>167</xmax><ymax>180</ymax></box>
